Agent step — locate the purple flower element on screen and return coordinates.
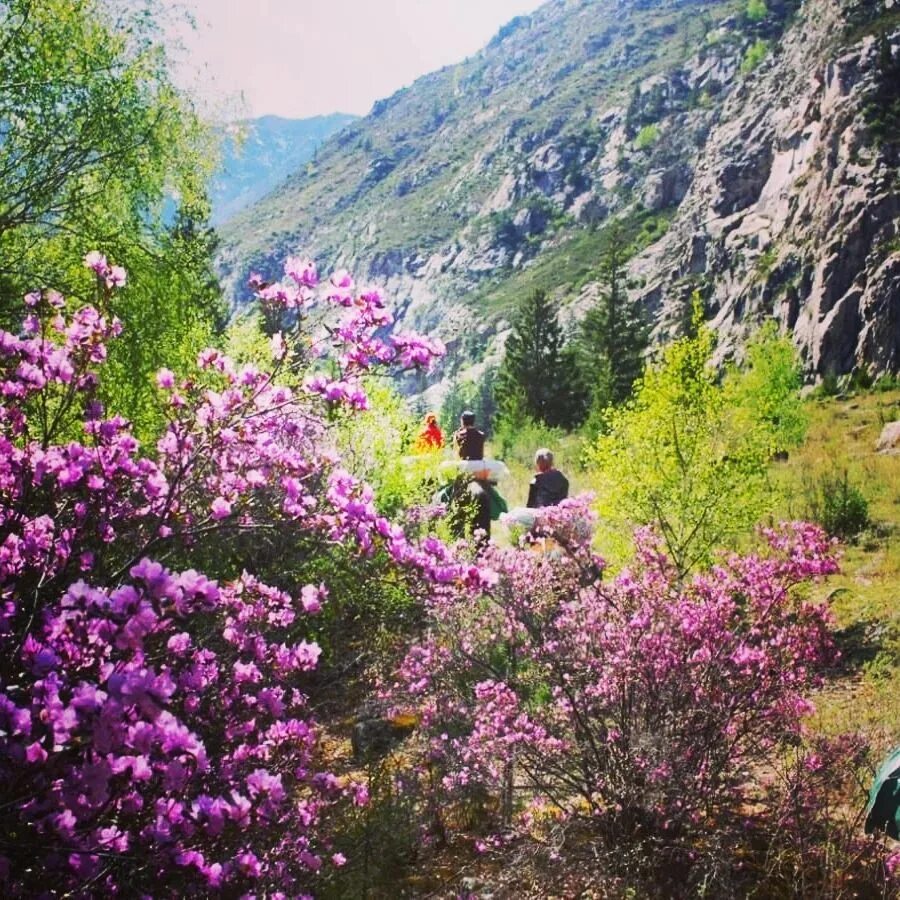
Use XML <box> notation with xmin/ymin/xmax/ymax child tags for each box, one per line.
<box><xmin>83</xmin><ymin>250</ymin><xmax>108</xmax><ymax>275</ymax></box>
<box><xmin>210</xmin><ymin>497</ymin><xmax>232</xmax><ymax>520</ymax></box>
<box><xmin>24</xmin><ymin>742</ymin><xmax>47</xmax><ymax>764</ymax></box>
<box><xmin>284</xmin><ymin>256</ymin><xmax>318</xmax><ymax>288</ymax></box>
<box><xmin>105</xmin><ymin>265</ymin><xmax>127</xmax><ymax>289</ymax></box>
<box><xmin>300</xmin><ymin>583</ymin><xmax>326</xmax><ymax>614</ymax></box>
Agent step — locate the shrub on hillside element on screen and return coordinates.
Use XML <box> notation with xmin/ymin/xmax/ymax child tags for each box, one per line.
<box><xmin>741</xmin><ymin>38</ymin><xmax>770</xmax><ymax>75</ymax></box>
<box><xmin>820</xmin><ymin>470</ymin><xmax>870</xmax><ymax>540</ymax></box>
<box><xmin>746</xmin><ymin>0</ymin><xmax>768</xmax><ymax>23</ymax></box>
<box><xmin>634</xmin><ymin>123</ymin><xmax>660</xmax><ymax>150</ymax></box>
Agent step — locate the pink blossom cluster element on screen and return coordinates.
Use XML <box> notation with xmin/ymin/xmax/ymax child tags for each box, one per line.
<box><xmin>84</xmin><ymin>250</ymin><xmax>127</xmax><ymax>289</ymax></box>
<box><xmin>2</xmin><ymin>564</ymin><xmax>333</xmax><ymax>893</ymax></box>
<box><xmin>394</xmin><ymin>504</ymin><xmax>841</xmax><ymax>838</ymax></box>
<box><xmin>0</xmin><ymin>256</ymin><xmax>482</xmax><ymax>894</ymax></box>
<box><xmin>251</xmin><ymin>257</ymin><xmax>445</xmax><ymax>413</ymax></box>
<box><xmin>758</xmin><ymin>731</ymin><xmax>898</xmax><ymax>890</ymax></box>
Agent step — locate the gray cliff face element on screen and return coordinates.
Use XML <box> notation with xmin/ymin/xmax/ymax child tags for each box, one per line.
<box><xmin>217</xmin><ymin>0</ymin><xmax>900</xmax><ymax>388</ymax></box>
<box><xmin>624</xmin><ymin>0</ymin><xmax>900</xmax><ymax>377</ymax></box>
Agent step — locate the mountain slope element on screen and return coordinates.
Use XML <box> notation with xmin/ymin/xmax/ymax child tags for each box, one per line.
<box><xmin>217</xmin><ymin>0</ymin><xmax>900</xmax><ymax>386</ymax></box>
<box><xmin>621</xmin><ymin>0</ymin><xmax>900</xmax><ymax>374</ymax></box>
<box><xmin>210</xmin><ymin>114</ymin><xmax>357</xmax><ymax>225</ymax></box>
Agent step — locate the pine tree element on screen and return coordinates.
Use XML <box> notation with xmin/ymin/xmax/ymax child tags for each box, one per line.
<box><xmin>577</xmin><ymin>223</ymin><xmax>649</xmax><ymax>419</ymax></box>
<box><xmin>440</xmin><ymin>366</ymin><xmax>498</xmax><ymax>436</ymax></box>
<box><xmin>495</xmin><ymin>289</ymin><xmax>585</xmax><ymax>430</ymax></box>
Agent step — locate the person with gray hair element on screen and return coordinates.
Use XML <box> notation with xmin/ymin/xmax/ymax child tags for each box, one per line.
<box><xmin>526</xmin><ymin>447</ymin><xmax>569</xmax><ymax>509</ymax></box>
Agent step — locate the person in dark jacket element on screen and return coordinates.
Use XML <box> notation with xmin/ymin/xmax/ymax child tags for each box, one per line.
<box><xmin>454</xmin><ymin>410</ymin><xmax>485</xmax><ymax>461</ymax></box>
<box><xmin>527</xmin><ymin>448</ymin><xmax>569</xmax><ymax>509</ymax></box>
<box><xmin>449</xmin><ymin>411</ymin><xmax>491</xmax><ymax>544</ymax></box>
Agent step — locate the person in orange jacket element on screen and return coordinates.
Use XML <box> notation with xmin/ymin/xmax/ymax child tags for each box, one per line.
<box><xmin>414</xmin><ymin>413</ymin><xmax>444</xmax><ymax>452</ymax></box>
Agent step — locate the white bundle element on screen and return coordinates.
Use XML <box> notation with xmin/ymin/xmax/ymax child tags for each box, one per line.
<box><xmin>501</xmin><ymin>506</ymin><xmax>538</xmax><ymax>529</ymax></box>
<box><xmin>438</xmin><ymin>459</ymin><xmax>511</xmax><ymax>481</ymax></box>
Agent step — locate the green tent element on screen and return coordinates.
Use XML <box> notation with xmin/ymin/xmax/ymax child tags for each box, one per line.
<box><xmin>864</xmin><ymin>745</ymin><xmax>900</xmax><ymax>839</ymax></box>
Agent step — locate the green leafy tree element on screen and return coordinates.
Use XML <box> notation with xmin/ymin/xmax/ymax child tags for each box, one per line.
<box><xmin>746</xmin><ymin>0</ymin><xmax>768</xmax><ymax>23</ymax></box>
<box><xmin>577</xmin><ymin>223</ymin><xmax>648</xmax><ymax>422</ymax></box>
<box><xmin>0</xmin><ymin>0</ymin><xmax>223</xmax><ymax>440</ymax></box>
<box><xmin>440</xmin><ymin>366</ymin><xmax>498</xmax><ymax>437</ymax></box>
<box><xmin>724</xmin><ymin>321</ymin><xmax>807</xmax><ymax>454</ymax></box>
<box><xmin>586</xmin><ymin>309</ymin><xmax>804</xmax><ymax>576</ymax></box>
<box><xmin>495</xmin><ymin>289</ymin><xmax>585</xmax><ymax>430</ymax></box>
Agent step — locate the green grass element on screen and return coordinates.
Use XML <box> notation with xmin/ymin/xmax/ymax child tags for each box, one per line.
<box><xmin>772</xmin><ymin>390</ymin><xmax>900</xmax><ymax>752</ymax></box>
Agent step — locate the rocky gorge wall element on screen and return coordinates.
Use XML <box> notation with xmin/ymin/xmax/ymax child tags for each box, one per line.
<box><xmin>622</xmin><ymin>0</ymin><xmax>900</xmax><ymax>377</ymax></box>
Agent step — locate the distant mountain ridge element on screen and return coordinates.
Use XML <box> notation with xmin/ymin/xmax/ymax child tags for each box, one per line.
<box><xmin>210</xmin><ymin>114</ymin><xmax>357</xmax><ymax>225</ymax></box>
<box><xmin>216</xmin><ymin>0</ymin><xmax>900</xmax><ymax>392</ymax></box>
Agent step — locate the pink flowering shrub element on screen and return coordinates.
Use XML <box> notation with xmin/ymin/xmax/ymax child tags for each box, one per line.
<box><xmin>394</xmin><ymin>497</ymin><xmax>840</xmax><ymax>845</ymax></box>
<box><xmin>0</xmin><ymin>256</ymin><xmax>473</xmax><ymax>894</ymax></box>
<box><xmin>755</xmin><ymin>732</ymin><xmax>898</xmax><ymax>896</ymax></box>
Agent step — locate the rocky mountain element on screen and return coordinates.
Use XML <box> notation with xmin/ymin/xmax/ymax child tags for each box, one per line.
<box><xmin>210</xmin><ymin>114</ymin><xmax>357</xmax><ymax>225</ymax></box>
<box><xmin>216</xmin><ymin>0</ymin><xmax>900</xmax><ymax>391</ymax></box>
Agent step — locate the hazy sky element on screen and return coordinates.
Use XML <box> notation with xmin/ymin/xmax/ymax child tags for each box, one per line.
<box><xmin>168</xmin><ymin>0</ymin><xmax>547</xmax><ymax>120</ymax></box>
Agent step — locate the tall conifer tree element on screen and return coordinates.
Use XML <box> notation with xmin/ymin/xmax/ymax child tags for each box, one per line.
<box><xmin>496</xmin><ymin>289</ymin><xmax>585</xmax><ymax>429</ymax></box>
<box><xmin>577</xmin><ymin>223</ymin><xmax>648</xmax><ymax>418</ymax></box>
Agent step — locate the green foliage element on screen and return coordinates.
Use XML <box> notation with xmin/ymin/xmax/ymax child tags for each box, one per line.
<box><xmin>741</xmin><ymin>38</ymin><xmax>770</xmax><ymax>75</ymax></box>
<box><xmin>576</xmin><ymin>222</ymin><xmax>648</xmax><ymax>422</ymax></box>
<box><xmin>335</xmin><ymin>380</ymin><xmax>440</xmax><ymax>519</ymax></box>
<box><xmin>724</xmin><ymin>321</ymin><xmax>807</xmax><ymax>453</ymax></box>
<box><xmin>754</xmin><ymin>245</ymin><xmax>778</xmax><ymax>280</ymax></box>
<box><xmin>586</xmin><ymin>308</ymin><xmax>805</xmax><ymax>574</ymax></box>
<box><xmin>440</xmin><ymin>367</ymin><xmax>497</xmax><ymax>437</ymax></box>
<box><xmin>746</xmin><ymin>0</ymin><xmax>768</xmax><ymax>23</ymax></box>
<box><xmin>223</xmin><ymin>311</ymin><xmax>280</xmax><ymax>369</ymax></box>
<box><xmin>0</xmin><ymin>0</ymin><xmax>223</xmax><ymax>443</ymax></box>
<box><xmin>816</xmin><ymin>372</ymin><xmax>842</xmax><ymax>398</ymax></box>
<box><xmin>634</xmin><ymin>123</ymin><xmax>660</xmax><ymax>150</ymax></box>
<box><xmin>100</xmin><ymin>211</ymin><xmax>225</xmax><ymax>442</ymax></box>
<box><xmin>495</xmin><ymin>289</ymin><xmax>586</xmax><ymax>430</ymax></box>
<box><xmin>817</xmin><ymin>471</ymin><xmax>870</xmax><ymax>541</ymax></box>
<box><xmin>473</xmin><ymin>208</ymin><xmax>674</xmax><ymax>317</ymax></box>
<box><xmin>494</xmin><ymin>413</ymin><xmax>566</xmax><ymax>470</ymax></box>
<box><xmin>872</xmin><ymin>374</ymin><xmax>900</xmax><ymax>393</ymax></box>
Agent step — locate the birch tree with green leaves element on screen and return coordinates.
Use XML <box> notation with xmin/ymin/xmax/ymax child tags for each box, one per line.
<box><xmin>0</xmin><ymin>0</ymin><xmax>224</xmax><ymax>440</ymax></box>
<box><xmin>586</xmin><ymin>310</ymin><xmax>806</xmax><ymax>575</ymax></box>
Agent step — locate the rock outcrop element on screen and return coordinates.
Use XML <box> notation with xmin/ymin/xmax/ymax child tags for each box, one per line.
<box><xmin>624</xmin><ymin>3</ymin><xmax>900</xmax><ymax>376</ymax></box>
<box><xmin>876</xmin><ymin>420</ymin><xmax>900</xmax><ymax>454</ymax></box>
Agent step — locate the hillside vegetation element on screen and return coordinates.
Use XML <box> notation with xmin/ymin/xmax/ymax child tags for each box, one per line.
<box><xmin>210</xmin><ymin>114</ymin><xmax>358</xmax><ymax>225</ymax></box>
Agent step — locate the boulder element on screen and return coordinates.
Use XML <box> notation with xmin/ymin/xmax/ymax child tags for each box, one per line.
<box><xmin>876</xmin><ymin>421</ymin><xmax>900</xmax><ymax>455</ymax></box>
